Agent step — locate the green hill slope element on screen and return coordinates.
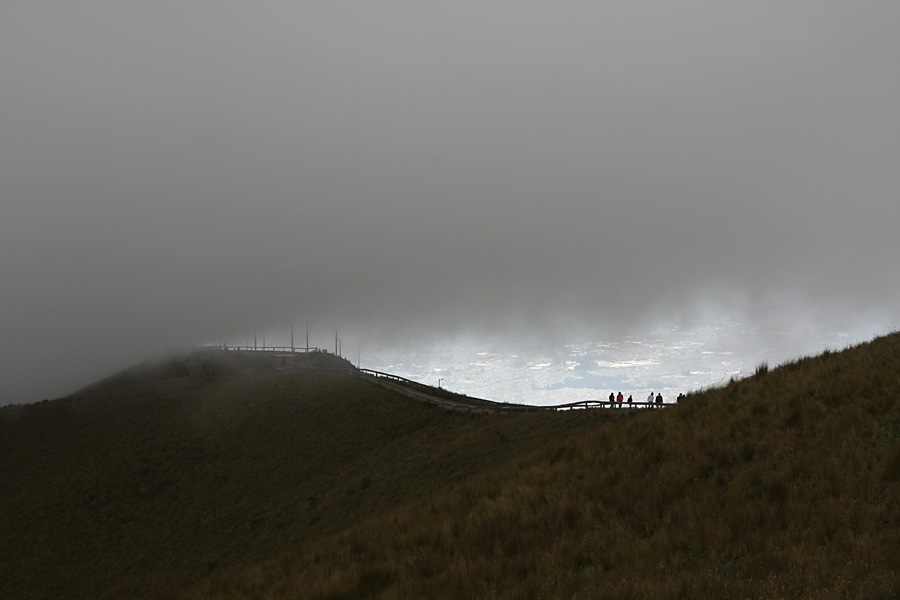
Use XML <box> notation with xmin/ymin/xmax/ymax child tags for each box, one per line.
<box><xmin>0</xmin><ymin>356</ymin><xmax>615</xmax><ymax>600</ymax></box>
<box><xmin>3</xmin><ymin>336</ymin><xmax>900</xmax><ymax>599</ymax></box>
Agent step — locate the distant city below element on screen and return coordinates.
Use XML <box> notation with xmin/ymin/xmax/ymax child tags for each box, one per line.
<box><xmin>360</xmin><ymin>314</ymin><xmax>893</xmax><ymax>406</ymax></box>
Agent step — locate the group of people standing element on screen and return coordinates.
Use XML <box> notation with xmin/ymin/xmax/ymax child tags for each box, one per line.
<box><xmin>607</xmin><ymin>391</ymin><xmax>676</xmax><ymax>407</ymax></box>
<box><xmin>609</xmin><ymin>392</ymin><xmax>687</xmax><ymax>408</ymax></box>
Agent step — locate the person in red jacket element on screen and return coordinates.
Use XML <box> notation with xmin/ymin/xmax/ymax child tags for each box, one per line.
<box><xmin>616</xmin><ymin>391</ymin><xmax>624</xmax><ymax>405</ymax></box>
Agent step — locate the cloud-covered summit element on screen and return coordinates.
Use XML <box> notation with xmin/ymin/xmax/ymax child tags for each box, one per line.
<box><xmin>2</xmin><ymin>2</ymin><xmax>898</xmax><ymax>404</ymax></box>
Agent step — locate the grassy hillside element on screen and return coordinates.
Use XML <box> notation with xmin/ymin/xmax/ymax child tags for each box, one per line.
<box><xmin>3</xmin><ymin>337</ymin><xmax>900</xmax><ymax>599</ymax></box>
<box><xmin>0</xmin><ymin>353</ymin><xmax>615</xmax><ymax>600</ymax></box>
<box><xmin>184</xmin><ymin>335</ymin><xmax>900</xmax><ymax>600</ymax></box>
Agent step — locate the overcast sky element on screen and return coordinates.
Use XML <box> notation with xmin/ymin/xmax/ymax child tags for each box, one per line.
<box><xmin>2</xmin><ymin>2</ymin><xmax>898</xmax><ymax>405</ymax></box>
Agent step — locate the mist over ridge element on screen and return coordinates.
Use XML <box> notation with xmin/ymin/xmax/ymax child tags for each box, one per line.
<box><xmin>2</xmin><ymin>2</ymin><xmax>898</xmax><ymax>405</ymax></box>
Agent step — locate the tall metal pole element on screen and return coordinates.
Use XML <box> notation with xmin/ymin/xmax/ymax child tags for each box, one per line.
<box><xmin>291</xmin><ymin>322</ymin><xmax>294</xmax><ymax>353</ymax></box>
<box><xmin>333</xmin><ymin>330</ymin><xmax>338</xmax><ymax>355</ymax></box>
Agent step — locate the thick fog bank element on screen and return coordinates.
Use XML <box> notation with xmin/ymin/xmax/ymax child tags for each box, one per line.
<box><xmin>2</xmin><ymin>2</ymin><xmax>898</xmax><ymax>405</ymax></box>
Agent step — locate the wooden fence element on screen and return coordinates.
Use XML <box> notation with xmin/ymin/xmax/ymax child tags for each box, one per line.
<box><xmin>194</xmin><ymin>345</ymin><xmax>324</xmax><ymax>353</ymax></box>
<box><xmin>359</xmin><ymin>369</ymin><xmax>668</xmax><ymax>412</ymax></box>
<box><xmin>185</xmin><ymin>354</ymin><xmax>669</xmax><ymax>412</ymax></box>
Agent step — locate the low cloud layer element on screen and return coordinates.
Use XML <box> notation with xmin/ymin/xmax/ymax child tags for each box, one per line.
<box><xmin>2</xmin><ymin>2</ymin><xmax>899</xmax><ymax>404</ymax></box>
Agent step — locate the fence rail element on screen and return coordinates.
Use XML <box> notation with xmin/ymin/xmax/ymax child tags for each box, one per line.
<box><xmin>188</xmin><ymin>353</ymin><xmax>669</xmax><ymax>412</ymax></box>
<box><xmin>359</xmin><ymin>369</ymin><xmax>668</xmax><ymax>412</ymax></box>
<box><xmin>193</xmin><ymin>345</ymin><xmax>325</xmax><ymax>353</ymax></box>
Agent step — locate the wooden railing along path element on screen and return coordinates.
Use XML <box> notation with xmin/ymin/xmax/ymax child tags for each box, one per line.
<box><xmin>189</xmin><ymin>348</ymin><xmax>669</xmax><ymax>412</ymax></box>
<box><xmin>359</xmin><ymin>369</ymin><xmax>668</xmax><ymax>412</ymax></box>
